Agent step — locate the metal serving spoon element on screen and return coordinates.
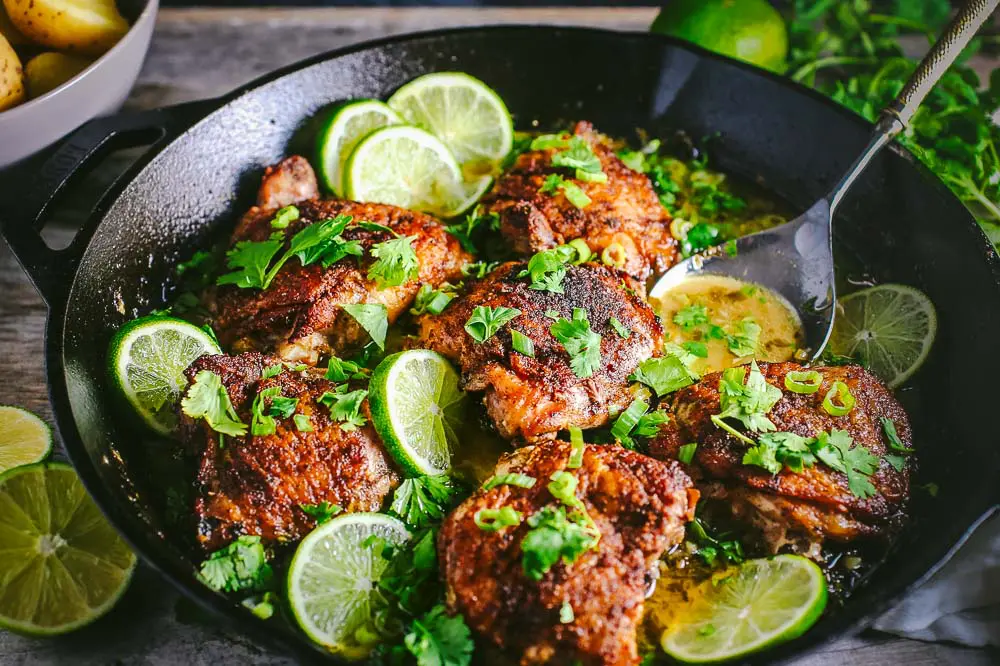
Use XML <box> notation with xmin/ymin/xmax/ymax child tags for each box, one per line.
<box><xmin>649</xmin><ymin>0</ymin><xmax>999</xmax><ymax>360</ymax></box>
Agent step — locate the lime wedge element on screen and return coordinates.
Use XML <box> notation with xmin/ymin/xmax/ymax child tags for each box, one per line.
<box><xmin>109</xmin><ymin>316</ymin><xmax>221</xmax><ymax>435</ymax></box>
<box><xmin>287</xmin><ymin>513</ymin><xmax>409</xmax><ymax>658</ymax></box>
<box><xmin>661</xmin><ymin>555</ymin><xmax>827</xmax><ymax>663</ymax></box>
<box><xmin>387</xmin><ymin>72</ymin><xmax>513</xmax><ymax>172</ymax></box>
<box><xmin>0</xmin><ymin>462</ymin><xmax>136</xmax><ymax>636</ymax></box>
<box><xmin>369</xmin><ymin>349</ymin><xmax>466</xmax><ymax>476</ymax></box>
<box><xmin>829</xmin><ymin>284</ymin><xmax>937</xmax><ymax>388</ymax></box>
<box><xmin>316</xmin><ymin>99</ymin><xmax>402</xmax><ymax>196</ymax></box>
<box><xmin>345</xmin><ymin>125</ymin><xmax>477</xmax><ymax>218</ymax></box>
<box><xmin>0</xmin><ymin>406</ymin><xmax>52</xmax><ymax>474</ymax></box>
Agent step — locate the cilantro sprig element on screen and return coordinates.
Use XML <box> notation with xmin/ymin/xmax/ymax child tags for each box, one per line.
<box><xmin>181</xmin><ymin>370</ymin><xmax>248</xmax><ymax>439</ymax></box>
<box><xmin>198</xmin><ymin>535</ymin><xmax>272</xmax><ymax>593</ymax></box>
<box><xmin>550</xmin><ymin>308</ymin><xmax>602</xmax><ymax>378</ymax></box>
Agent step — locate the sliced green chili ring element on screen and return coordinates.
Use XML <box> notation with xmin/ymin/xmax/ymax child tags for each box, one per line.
<box><xmin>568</xmin><ymin>238</ymin><xmax>592</xmax><ymax>264</ymax></box>
<box><xmin>822</xmin><ymin>381</ymin><xmax>855</xmax><ymax>416</ymax></box>
<box><xmin>568</xmin><ymin>426</ymin><xmax>585</xmax><ymax>468</ymax></box>
<box><xmin>784</xmin><ymin>370</ymin><xmax>823</xmax><ymax>394</ymax></box>
<box><xmin>601</xmin><ymin>242</ymin><xmax>627</xmax><ymax>269</ymax></box>
<box><xmin>473</xmin><ymin>506</ymin><xmax>522</xmax><ymax>531</ymax></box>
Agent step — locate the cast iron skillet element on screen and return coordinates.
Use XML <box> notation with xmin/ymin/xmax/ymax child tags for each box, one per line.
<box><xmin>1</xmin><ymin>26</ymin><xmax>999</xmax><ymax>664</ymax></box>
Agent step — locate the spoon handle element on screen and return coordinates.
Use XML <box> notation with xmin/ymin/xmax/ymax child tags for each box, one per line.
<box><xmin>888</xmin><ymin>0</ymin><xmax>998</xmax><ymax>127</ymax></box>
<box><xmin>828</xmin><ymin>0</ymin><xmax>997</xmax><ymax>213</ymax></box>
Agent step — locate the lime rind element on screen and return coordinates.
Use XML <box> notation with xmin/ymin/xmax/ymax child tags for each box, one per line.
<box><xmin>387</xmin><ymin>71</ymin><xmax>514</xmax><ymax>168</ymax></box>
<box><xmin>0</xmin><ymin>462</ymin><xmax>137</xmax><ymax>637</ymax></box>
<box><xmin>660</xmin><ymin>555</ymin><xmax>827</xmax><ymax>663</ymax></box>
<box><xmin>830</xmin><ymin>284</ymin><xmax>936</xmax><ymax>388</ymax></box>
<box><xmin>369</xmin><ymin>350</ymin><xmax>465</xmax><ymax>476</ymax></box>
<box><xmin>316</xmin><ymin>99</ymin><xmax>402</xmax><ymax>196</ymax></box>
<box><xmin>0</xmin><ymin>406</ymin><xmax>52</xmax><ymax>474</ymax></box>
<box><xmin>287</xmin><ymin>513</ymin><xmax>409</xmax><ymax>657</ymax></box>
<box><xmin>109</xmin><ymin>316</ymin><xmax>221</xmax><ymax>435</ymax></box>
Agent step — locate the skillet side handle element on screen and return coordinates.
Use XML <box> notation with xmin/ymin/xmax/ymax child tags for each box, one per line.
<box><xmin>0</xmin><ymin>99</ymin><xmax>217</xmax><ymax>306</ymax></box>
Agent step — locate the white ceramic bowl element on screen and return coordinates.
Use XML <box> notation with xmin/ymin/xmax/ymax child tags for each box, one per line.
<box><xmin>0</xmin><ymin>0</ymin><xmax>158</xmax><ymax>167</ymax></box>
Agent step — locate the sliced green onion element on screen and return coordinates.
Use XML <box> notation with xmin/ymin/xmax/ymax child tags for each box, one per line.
<box><xmin>670</xmin><ymin>218</ymin><xmax>692</xmax><ymax>241</ymax></box>
<box><xmin>710</xmin><ymin>414</ymin><xmax>756</xmax><ymax>445</ymax></box>
<box><xmin>576</xmin><ymin>169</ymin><xmax>607</xmax><ymax>183</ymax></box>
<box><xmin>678</xmin><ymin>442</ymin><xmax>698</xmax><ymax>464</ymax></box>
<box><xmin>880</xmin><ymin>417</ymin><xmax>912</xmax><ymax>454</ymax></box>
<box><xmin>822</xmin><ymin>381</ymin><xmax>855</xmax><ymax>416</ymax></box>
<box><xmin>611</xmin><ymin>398</ymin><xmax>648</xmax><ymax>443</ymax></box>
<box><xmin>530</xmin><ymin>133</ymin><xmax>570</xmax><ymax>150</ymax></box>
<box><xmin>609</xmin><ymin>317</ymin><xmax>631</xmax><ymax>339</ymax></box>
<box><xmin>568</xmin><ymin>426</ymin><xmax>585</xmax><ymax>468</ymax></box>
<box><xmin>560</xmin><ymin>181</ymin><xmax>591</xmax><ymax>209</ymax></box>
<box><xmin>601</xmin><ymin>242</ymin><xmax>627</xmax><ymax>269</ymax></box>
<box><xmin>568</xmin><ymin>238</ymin><xmax>592</xmax><ymax>264</ymax></box>
<box><xmin>784</xmin><ymin>370</ymin><xmax>823</xmax><ymax>394</ymax></box>
<box><xmin>474</xmin><ymin>506</ymin><xmax>523</xmax><ymax>531</ymax></box>
<box><xmin>511</xmin><ymin>329</ymin><xmax>535</xmax><ymax>358</ymax></box>
<box><xmin>483</xmin><ymin>473</ymin><xmax>537</xmax><ymax>491</ymax></box>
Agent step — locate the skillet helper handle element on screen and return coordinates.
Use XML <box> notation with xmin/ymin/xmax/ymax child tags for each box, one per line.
<box><xmin>887</xmin><ymin>0</ymin><xmax>999</xmax><ymax>127</ymax></box>
<box><xmin>0</xmin><ymin>100</ymin><xmax>215</xmax><ymax>306</ymax></box>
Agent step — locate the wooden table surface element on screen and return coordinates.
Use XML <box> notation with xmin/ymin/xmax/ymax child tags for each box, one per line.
<box><xmin>1</xmin><ymin>7</ymin><xmax>997</xmax><ymax>665</ymax></box>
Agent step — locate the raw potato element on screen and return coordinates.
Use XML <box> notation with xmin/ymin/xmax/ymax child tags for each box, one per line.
<box><xmin>0</xmin><ymin>4</ymin><xmax>27</xmax><ymax>46</ymax></box>
<box><xmin>0</xmin><ymin>32</ymin><xmax>24</xmax><ymax>111</ymax></box>
<box><xmin>3</xmin><ymin>0</ymin><xmax>128</xmax><ymax>55</ymax></box>
<box><xmin>25</xmin><ymin>51</ymin><xmax>90</xmax><ymax>97</ymax></box>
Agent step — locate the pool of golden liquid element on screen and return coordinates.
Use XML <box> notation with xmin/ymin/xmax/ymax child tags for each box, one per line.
<box><xmin>652</xmin><ymin>274</ymin><xmax>803</xmax><ymax>374</ymax></box>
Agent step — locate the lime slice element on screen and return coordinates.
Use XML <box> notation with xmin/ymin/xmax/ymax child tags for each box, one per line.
<box><xmin>387</xmin><ymin>72</ymin><xmax>513</xmax><ymax>172</ymax></box>
<box><xmin>287</xmin><ymin>512</ymin><xmax>409</xmax><ymax>657</ymax></box>
<box><xmin>661</xmin><ymin>555</ymin><xmax>827</xmax><ymax>663</ymax></box>
<box><xmin>369</xmin><ymin>349</ymin><xmax>466</xmax><ymax>476</ymax></box>
<box><xmin>829</xmin><ymin>284</ymin><xmax>937</xmax><ymax>388</ymax></box>
<box><xmin>0</xmin><ymin>406</ymin><xmax>52</xmax><ymax>474</ymax></box>
<box><xmin>345</xmin><ymin>125</ymin><xmax>474</xmax><ymax>218</ymax></box>
<box><xmin>0</xmin><ymin>462</ymin><xmax>137</xmax><ymax>636</ymax></box>
<box><xmin>316</xmin><ymin>99</ymin><xmax>402</xmax><ymax>196</ymax></box>
<box><xmin>109</xmin><ymin>316</ymin><xmax>222</xmax><ymax>435</ymax></box>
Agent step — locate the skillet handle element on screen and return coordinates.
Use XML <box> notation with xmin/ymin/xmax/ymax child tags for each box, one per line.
<box><xmin>0</xmin><ymin>99</ymin><xmax>217</xmax><ymax>306</ymax></box>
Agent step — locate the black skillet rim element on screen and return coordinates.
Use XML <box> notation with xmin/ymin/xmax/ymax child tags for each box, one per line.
<box><xmin>40</xmin><ymin>24</ymin><xmax>1000</xmax><ymax>664</ymax></box>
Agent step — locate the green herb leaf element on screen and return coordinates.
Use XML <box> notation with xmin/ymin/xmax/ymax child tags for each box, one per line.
<box><xmin>814</xmin><ymin>429</ymin><xmax>880</xmax><ymax>499</ymax></box>
<box><xmin>473</xmin><ymin>506</ymin><xmax>523</xmax><ymax>532</ymax></box>
<box><xmin>550</xmin><ymin>308</ymin><xmax>602</xmax><ymax>378</ymax></box>
<box><xmin>609</xmin><ymin>317</ymin><xmax>631</xmax><ymax>339</ymax></box>
<box><xmin>678</xmin><ymin>443</ymin><xmax>698</xmax><ymax>464</ymax></box>
<box><xmin>270</xmin><ymin>205</ymin><xmax>300</xmax><ymax>230</ymax></box>
<box><xmin>880</xmin><ymin>417</ymin><xmax>912</xmax><ymax>454</ymax></box>
<box><xmin>713</xmin><ymin>362</ymin><xmax>783</xmax><ymax>435</ymax></box>
<box><xmin>682</xmin><ymin>341</ymin><xmax>708</xmax><ymax>358</ymax></box>
<box><xmin>518</xmin><ymin>245</ymin><xmax>576</xmax><ymax>293</ymax></box>
<box><xmin>216</xmin><ymin>235</ymin><xmax>285</xmax><ymax>290</ymax></box>
<box><xmin>673</xmin><ymin>304</ymin><xmax>709</xmax><ymax>330</ymax></box>
<box><xmin>521</xmin><ymin>505</ymin><xmax>599</xmax><ymax>581</ymax></box>
<box><xmin>551</xmin><ymin>137</ymin><xmax>603</xmax><ymax>178</ymax></box>
<box><xmin>464</xmin><ymin>306</ymin><xmax>522</xmax><ymax>343</ymax></box>
<box><xmin>250</xmin><ymin>386</ymin><xmax>281</xmax><ymax>436</ymax></box>
<box><xmin>411</xmin><ymin>282</ymin><xmax>460</xmax><ymax>316</ymax></box>
<box><xmin>403</xmin><ymin>604</ymin><xmax>474</xmax><ymax>666</ymax></box>
<box><xmin>390</xmin><ymin>475</ymin><xmax>464</xmax><ymax>529</ymax></box>
<box><xmin>629</xmin><ymin>355</ymin><xmax>696</xmax><ymax>397</ymax></box>
<box><xmin>299</xmin><ymin>501</ymin><xmax>342</xmax><ymax>524</ymax></box>
<box><xmin>368</xmin><ymin>235</ymin><xmax>420</xmax><ymax>288</ymax></box>
<box><xmin>262</xmin><ymin>364</ymin><xmax>283</xmax><ymax>379</ymax></box>
<box><xmin>726</xmin><ymin>317</ymin><xmax>761</xmax><ymax>358</ymax></box>
<box><xmin>342</xmin><ymin>303</ymin><xmax>388</xmax><ymax>350</ymax></box>
<box><xmin>197</xmin><ymin>535</ymin><xmax>272</xmax><ymax>593</ymax></box>
<box><xmin>182</xmin><ymin>371</ymin><xmax>248</xmax><ymax>437</ymax></box>
<box><xmin>268</xmin><ymin>395</ymin><xmax>298</xmax><ymax>419</ymax></box>
<box><xmin>318</xmin><ymin>386</ymin><xmax>369</xmax><ymax>431</ymax></box>
<box><xmin>292</xmin><ymin>413</ymin><xmax>313</xmax><ymax>432</ymax></box>
<box><xmin>511</xmin><ymin>329</ymin><xmax>536</xmax><ymax>358</ymax></box>
<box><xmin>325</xmin><ymin>354</ymin><xmax>369</xmax><ymax>382</ymax></box>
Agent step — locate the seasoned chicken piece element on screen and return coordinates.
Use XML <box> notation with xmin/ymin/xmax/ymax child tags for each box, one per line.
<box><xmin>213</xmin><ymin>156</ymin><xmax>471</xmax><ymax>363</ymax></box>
<box><xmin>480</xmin><ymin>121</ymin><xmax>678</xmax><ymax>280</ymax></box>
<box><xmin>439</xmin><ymin>441</ymin><xmax>697</xmax><ymax>666</ymax></box>
<box><xmin>650</xmin><ymin>362</ymin><xmax>912</xmax><ymax>555</ymax></box>
<box><xmin>179</xmin><ymin>352</ymin><xmax>400</xmax><ymax>552</ymax></box>
<box><xmin>418</xmin><ymin>262</ymin><xmax>662</xmax><ymax>442</ymax></box>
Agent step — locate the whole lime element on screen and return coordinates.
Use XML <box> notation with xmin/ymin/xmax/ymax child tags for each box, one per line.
<box><xmin>651</xmin><ymin>0</ymin><xmax>789</xmax><ymax>73</ymax></box>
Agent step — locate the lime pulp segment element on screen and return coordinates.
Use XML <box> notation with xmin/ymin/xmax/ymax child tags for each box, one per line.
<box><xmin>287</xmin><ymin>513</ymin><xmax>409</xmax><ymax>657</ymax></box>
<box><xmin>0</xmin><ymin>406</ymin><xmax>52</xmax><ymax>474</ymax></box>
<box><xmin>317</xmin><ymin>99</ymin><xmax>402</xmax><ymax>196</ymax></box>
<box><xmin>110</xmin><ymin>317</ymin><xmax>221</xmax><ymax>434</ymax></box>
<box><xmin>370</xmin><ymin>350</ymin><xmax>466</xmax><ymax>476</ymax></box>
<box><xmin>0</xmin><ymin>462</ymin><xmax>136</xmax><ymax>636</ymax></box>
<box><xmin>660</xmin><ymin>555</ymin><xmax>827</xmax><ymax>663</ymax></box>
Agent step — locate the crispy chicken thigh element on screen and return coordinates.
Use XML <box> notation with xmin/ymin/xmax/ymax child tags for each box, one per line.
<box><xmin>417</xmin><ymin>262</ymin><xmax>662</xmax><ymax>442</ymax></box>
<box><xmin>179</xmin><ymin>352</ymin><xmax>399</xmax><ymax>552</ymax></box>
<box><xmin>439</xmin><ymin>441</ymin><xmax>697</xmax><ymax>666</ymax></box>
<box><xmin>212</xmin><ymin>156</ymin><xmax>471</xmax><ymax>363</ymax></box>
<box><xmin>650</xmin><ymin>362</ymin><xmax>912</xmax><ymax>555</ymax></box>
<box><xmin>480</xmin><ymin>122</ymin><xmax>678</xmax><ymax>280</ymax></box>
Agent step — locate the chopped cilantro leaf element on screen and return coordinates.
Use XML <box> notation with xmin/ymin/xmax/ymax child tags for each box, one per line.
<box><xmin>268</xmin><ymin>395</ymin><xmax>298</xmax><ymax>419</ymax></box>
<box><xmin>181</xmin><ymin>370</ymin><xmax>247</xmax><ymax>438</ymax></box>
<box><xmin>539</xmin><ymin>173</ymin><xmax>591</xmax><ymax>209</ymax></box>
<box><xmin>713</xmin><ymin>362</ymin><xmax>783</xmax><ymax>435</ymax></box>
<box><xmin>197</xmin><ymin>535</ymin><xmax>272</xmax><ymax>593</ymax></box>
<box><xmin>299</xmin><ymin>501</ymin><xmax>341</xmax><ymax>524</ymax></box>
<box><xmin>688</xmin><ymin>518</ymin><xmax>744</xmax><ymax>568</ymax></box>
<box><xmin>629</xmin><ymin>355</ymin><xmax>696</xmax><ymax>397</ymax></box>
<box><xmin>215</xmin><ymin>235</ymin><xmax>284</xmax><ymax>290</ymax></box>
<box><xmin>461</xmin><ymin>260</ymin><xmax>500</xmax><ymax>279</ymax></box>
<box><xmin>521</xmin><ymin>505</ymin><xmax>599</xmax><ymax>581</ymax></box>
<box><xmin>609</xmin><ymin>317</ymin><xmax>631</xmax><ymax>339</ymax></box>
<box><xmin>318</xmin><ymin>386</ymin><xmax>368</xmax><ymax>431</ymax></box>
<box><xmin>342</xmin><ymin>303</ymin><xmax>388</xmax><ymax>350</ymax></box>
<box><xmin>511</xmin><ymin>329</ymin><xmax>536</xmax><ymax>358</ymax></box>
<box><xmin>390</xmin><ymin>475</ymin><xmax>464</xmax><ymax>529</ymax></box>
<box><xmin>250</xmin><ymin>386</ymin><xmax>281</xmax><ymax>436</ymax></box>
<box><xmin>464</xmin><ymin>306</ymin><xmax>521</xmax><ymax>343</ymax></box>
<box><xmin>518</xmin><ymin>245</ymin><xmax>576</xmax><ymax>293</ymax></box>
<box><xmin>447</xmin><ymin>206</ymin><xmax>500</xmax><ymax>254</ymax></box>
<box><xmin>673</xmin><ymin>304</ymin><xmax>710</xmax><ymax>330</ymax></box>
<box><xmin>403</xmin><ymin>604</ymin><xmax>474</xmax><ymax>666</ymax></box>
<box><xmin>682</xmin><ymin>340</ymin><xmax>709</xmax><ymax>358</ymax></box>
<box><xmin>261</xmin><ymin>364</ymin><xmax>283</xmax><ymax>379</ymax></box>
<box><xmin>270</xmin><ymin>205</ymin><xmax>299</xmax><ymax>230</ymax></box>
<box><xmin>550</xmin><ymin>308</ymin><xmax>602</xmax><ymax>378</ymax></box>
<box><xmin>292</xmin><ymin>413</ymin><xmax>313</xmax><ymax>432</ymax></box>
<box><xmin>814</xmin><ymin>429</ymin><xmax>880</xmax><ymax>499</ymax></box>
<box><xmin>726</xmin><ymin>317</ymin><xmax>761</xmax><ymax>358</ymax></box>
<box><xmin>368</xmin><ymin>235</ymin><xmax>420</xmax><ymax>288</ymax></box>
<box><xmin>551</xmin><ymin>137</ymin><xmax>603</xmax><ymax>179</ymax></box>
<box><xmin>325</xmin><ymin>354</ymin><xmax>369</xmax><ymax>382</ymax></box>
<box><xmin>743</xmin><ymin>432</ymin><xmax>817</xmax><ymax>475</ymax></box>
<box><xmin>473</xmin><ymin>506</ymin><xmax>523</xmax><ymax>532</ymax></box>
<box><xmin>411</xmin><ymin>282</ymin><xmax>460</xmax><ymax>316</ymax></box>
<box><xmin>880</xmin><ymin>417</ymin><xmax>912</xmax><ymax>454</ymax></box>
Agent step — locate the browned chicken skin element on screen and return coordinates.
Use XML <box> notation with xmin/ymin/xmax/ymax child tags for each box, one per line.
<box><xmin>439</xmin><ymin>441</ymin><xmax>697</xmax><ymax>666</ymax></box>
<box><xmin>179</xmin><ymin>352</ymin><xmax>400</xmax><ymax>552</ymax></box>
<box><xmin>650</xmin><ymin>362</ymin><xmax>912</xmax><ymax>555</ymax></box>
<box><xmin>417</xmin><ymin>262</ymin><xmax>662</xmax><ymax>442</ymax></box>
<box><xmin>213</xmin><ymin>157</ymin><xmax>471</xmax><ymax>363</ymax></box>
<box><xmin>480</xmin><ymin>122</ymin><xmax>678</xmax><ymax>280</ymax></box>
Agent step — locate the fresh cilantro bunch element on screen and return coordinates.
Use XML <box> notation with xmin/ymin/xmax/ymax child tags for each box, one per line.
<box><xmin>786</xmin><ymin>0</ymin><xmax>1000</xmax><ymax>245</ymax></box>
<box><xmin>711</xmin><ymin>362</ymin><xmax>783</xmax><ymax>441</ymax></box>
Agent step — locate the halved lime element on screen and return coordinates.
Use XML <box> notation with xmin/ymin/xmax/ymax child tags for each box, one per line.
<box><xmin>387</xmin><ymin>72</ymin><xmax>513</xmax><ymax>172</ymax></box>
<box><xmin>0</xmin><ymin>406</ymin><xmax>52</xmax><ymax>474</ymax></box>
<box><xmin>660</xmin><ymin>555</ymin><xmax>827</xmax><ymax>663</ymax></box>
<box><xmin>369</xmin><ymin>349</ymin><xmax>466</xmax><ymax>476</ymax></box>
<box><xmin>109</xmin><ymin>316</ymin><xmax>222</xmax><ymax>435</ymax></box>
<box><xmin>287</xmin><ymin>512</ymin><xmax>409</xmax><ymax>658</ymax></box>
<box><xmin>345</xmin><ymin>125</ymin><xmax>475</xmax><ymax>218</ymax></box>
<box><xmin>0</xmin><ymin>462</ymin><xmax>137</xmax><ymax>636</ymax></box>
<box><xmin>829</xmin><ymin>284</ymin><xmax>937</xmax><ymax>388</ymax></box>
<box><xmin>316</xmin><ymin>99</ymin><xmax>402</xmax><ymax>196</ymax></box>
